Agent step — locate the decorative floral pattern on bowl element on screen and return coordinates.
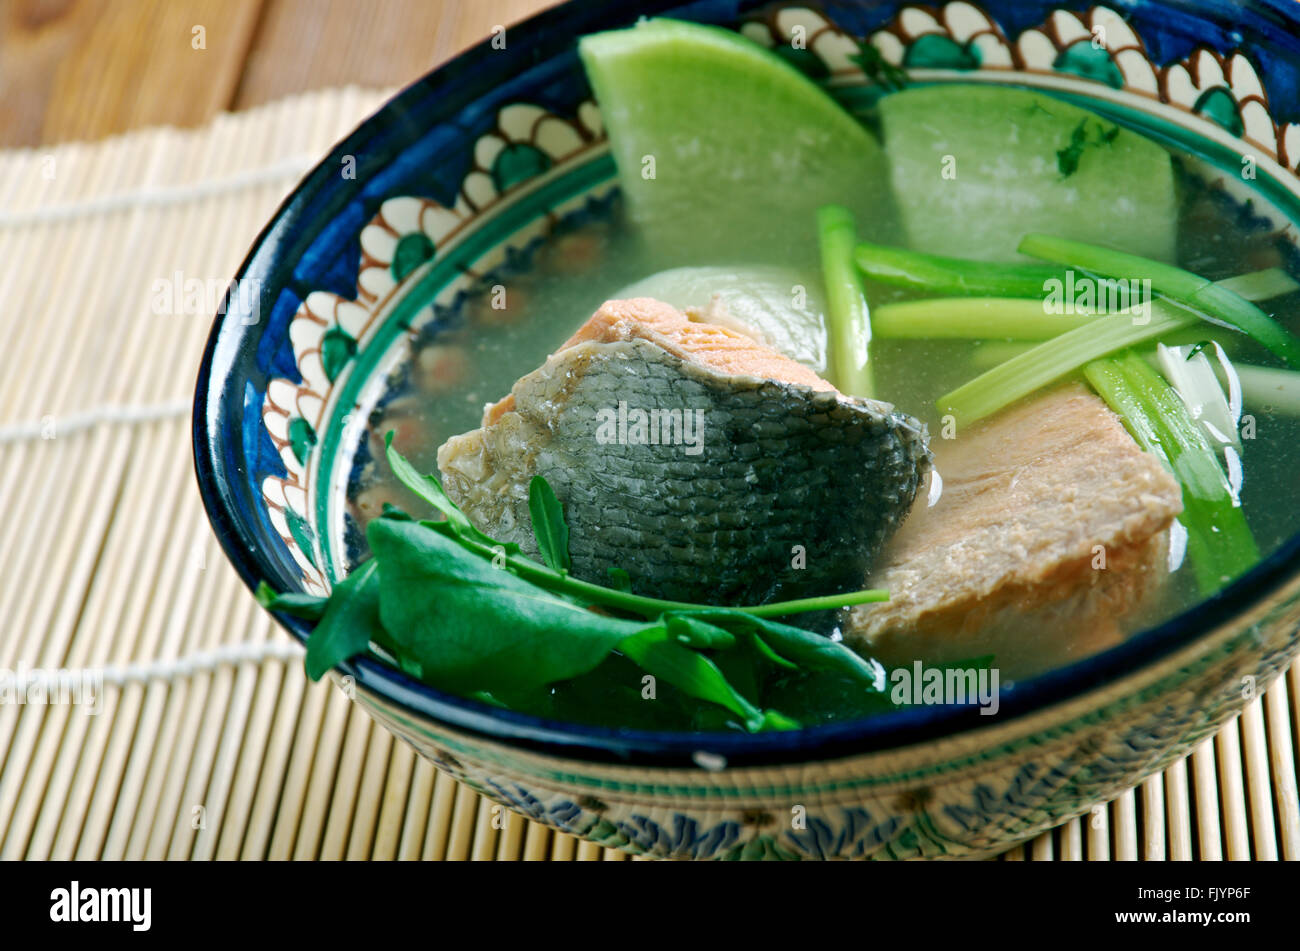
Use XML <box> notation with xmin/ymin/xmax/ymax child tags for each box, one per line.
<box><xmin>258</xmin><ymin>102</ymin><xmax>606</xmax><ymax>593</ymax></box>
<box><xmin>743</xmin><ymin>4</ymin><xmax>1298</xmax><ymax>172</ymax></box>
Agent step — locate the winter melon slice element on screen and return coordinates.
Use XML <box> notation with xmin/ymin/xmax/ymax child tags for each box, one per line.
<box><xmin>878</xmin><ymin>84</ymin><xmax>1177</xmax><ymax>262</ymax></box>
<box><xmin>578</xmin><ymin>19</ymin><xmax>895</xmax><ymax>267</ymax></box>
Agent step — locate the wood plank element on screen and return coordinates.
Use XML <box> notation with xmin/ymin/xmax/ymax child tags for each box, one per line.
<box><xmin>0</xmin><ymin>0</ymin><xmax>263</xmax><ymax>148</ymax></box>
<box><xmin>232</xmin><ymin>0</ymin><xmax>555</xmax><ymax>110</ymax></box>
<box><xmin>0</xmin><ymin>0</ymin><xmax>95</xmax><ymax>147</ymax></box>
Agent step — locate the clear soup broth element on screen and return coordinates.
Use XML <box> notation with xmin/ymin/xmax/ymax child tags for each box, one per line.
<box><xmin>337</xmin><ymin>83</ymin><xmax>1300</xmax><ymax>730</ymax></box>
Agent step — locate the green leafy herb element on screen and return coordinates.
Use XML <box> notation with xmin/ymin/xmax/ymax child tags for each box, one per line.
<box><xmin>301</xmin><ymin>560</ymin><xmax>383</xmax><ymax>681</ymax></box>
<box><xmin>619</xmin><ymin>626</ymin><xmax>771</xmax><ymax>731</ymax></box>
<box><xmin>369</xmin><ymin>518</ymin><xmax>647</xmax><ymax>695</ymax></box>
<box><xmin>664</xmin><ymin>614</ymin><xmax>737</xmax><ymax>651</ymax></box>
<box><xmin>527</xmin><ymin>475</ymin><xmax>571</xmax><ymax>573</ymax></box>
<box><xmin>849</xmin><ymin>39</ymin><xmax>907</xmax><ymax>91</ymax></box>
<box><xmin>255</xmin><ymin>582</ymin><xmax>327</xmax><ymax>621</ymax></box>
<box><xmin>256</xmin><ymin>441</ymin><xmax>895</xmax><ymax>733</ymax></box>
<box><xmin>383</xmin><ymin>431</ymin><xmax>498</xmax><ymax>547</ymax></box>
<box><xmin>1057</xmin><ymin>118</ymin><xmax>1120</xmax><ymax>179</ymax></box>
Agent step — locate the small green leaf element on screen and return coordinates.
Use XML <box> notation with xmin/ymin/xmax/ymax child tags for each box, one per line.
<box><xmin>1057</xmin><ymin>119</ymin><xmax>1122</xmax><ymax>179</ymax></box>
<box><xmin>527</xmin><ymin>475</ymin><xmax>570</xmax><ymax>573</ymax></box>
<box><xmin>379</xmin><ymin>502</ymin><xmax>413</xmax><ymax>521</ymax></box>
<box><xmin>664</xmin><ymin>614</ymin><xmax>736</xmax><ymax>651</ymax></box>
<box><xmin>607</xmin><ymin>567</ymin><xmax>632</xmax><ymax>592</ymax></box>
<box><xmin>748</xmin><ymin>633</ymin><xmax>799</xmax><ymax>671</ymax></box>
<box><xmin>385</xmin><ymin>432</ymin><xmax>496</xmax><ymax>547</ymax></box>
<box><xmin>303</xmin><ymin>560</ymin><xmax>382</xmax><ymax>680</ymax></box>
<box><xmin>255</xmin><ymin>582</ymin><xmax>327</xmax><ymax>621</ymax></box>
<box><xmin>369</xmin><ymin>518</ymin><xmax>645</xmax><ymax>695</ymax></box>
<box><xmin>683</xmin><ymin>608</ymin><xmax>888</xmax><ymax>691</ymax></box>
<box><xmin>618</xmin><ymin>626</ymin><xmax>766</xmax><ymax>730</ymax></box>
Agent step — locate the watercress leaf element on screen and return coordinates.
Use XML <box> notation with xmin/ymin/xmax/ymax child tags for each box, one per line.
<box><xmin>384</xmin><ymin>432</ymin><xmax>497</xmax><ymax>546</ymax></box>
<box><xmin>681</xmin><ymin>608</ymin><xmax>888</xmax><ymax>691</ymax></box>
<box><xmin>1056</xmin><ymin>145</ymin><xmax>1081</xmax><ymax>179</ymax></box>
<box><xmin>849</xmin><ymin>40</ymin><xmax>907</xmax><ymax>90</ymax></box>
<box><xmin>618</xmin><ymin>626</ymin><xmax>764</xmax><ymax>729</ymax></box>
<box><xmin>758</xmin><ymin>709</ymin><xmax>802</xmax><ymax>731</ymax></box>
<box><xmin>664</xmin><ymin>614</ymin><xmax>736</xmax><ymax>651</ymax></box>
<box><xmin>255</xmin><ymin>582</ymin><xmax>328</xmax><ymax>621</ymax></box>
<box><xmin>748</xmin><ymin>633</ymin><xmax>799</xmax><ymax>671</ymax></box>
<box><xmin>368</xmin><ymin>517</ymin><xmax>646</xmax><ymax>695</ymax></box>
<box><xmin>303</xmin><ymin>560</ymin><xmax>383</xmax><ymax>681</ymax></box>
<box><xmin>527</xmin><ymin>475</ymin><xmax>571</xmax><ymax>573</ymax></box>
<box><xmin>379</xmin><ymin>502</ymin><xmax>413</xmax><ymax>521</ymax></box>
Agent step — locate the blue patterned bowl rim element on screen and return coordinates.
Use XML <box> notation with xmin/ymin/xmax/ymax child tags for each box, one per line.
<box><xmin>194</xmin><ymin>0</ymin><xmax>1300</xmax><ymax>768</ymax></box>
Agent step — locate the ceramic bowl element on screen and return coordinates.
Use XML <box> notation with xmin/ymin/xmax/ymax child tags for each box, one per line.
<box><xmin>194</xmin><ymin>0</ymin><xmax>1300</xmax><ymax>859</ymax></box>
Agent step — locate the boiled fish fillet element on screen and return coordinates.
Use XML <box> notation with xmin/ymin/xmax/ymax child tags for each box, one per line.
<box><xmin>844</xmin><ymin>383</ymin><xmax>1184</xmax><ymax>679</ymax></box>
<box><xmin>437</xmin><ymin>298</ymin><xmax>931</xmax><ymax>605</ymax></box>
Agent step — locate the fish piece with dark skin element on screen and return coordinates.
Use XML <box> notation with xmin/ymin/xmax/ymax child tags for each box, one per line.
<box><xmin>437</xmin><ymin>298</ymin><xmax>931</xmax><ymax>605</ymax></box>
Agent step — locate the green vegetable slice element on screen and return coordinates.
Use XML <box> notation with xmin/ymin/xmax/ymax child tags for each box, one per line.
<box><xmin>879</xmin><ymin>84</ymin><xmax>1176</xmax><ymax>262</ymax></box>
<box><xmin>577</xmin><ymin>18</ymin><xmax>894</xmax><ymax>265</ymax></box>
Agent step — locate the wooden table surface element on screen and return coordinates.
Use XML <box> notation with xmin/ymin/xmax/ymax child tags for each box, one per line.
<box><xmin>0</xmin><ymin>0</ymin><xmax>556</xmax><ymax>148</ymax></box>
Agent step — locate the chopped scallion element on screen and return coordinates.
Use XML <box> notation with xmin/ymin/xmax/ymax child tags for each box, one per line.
<box><xmin>1019</xmin><ymin>233</ymin><xmax>1300</xmax><ymax>368</ymax></box>
<box><xmin>936</xmin><ymin>301</ymin><xmax>1196</xmax><ymax>427</ymax></box>
<box><xmin>855</xmin><ymin>241</ymin><xmax>1068</xmax><ymax>298</ymax></box>
<box><xmin>818</xmin><ymin>205</ymin><xmax>875</xmax><ymax>397</ymax></box>
<box><xmin>1082</xmin><ymin>352</ymin><xmax>1258</xmax><ymax>595</ymax></box>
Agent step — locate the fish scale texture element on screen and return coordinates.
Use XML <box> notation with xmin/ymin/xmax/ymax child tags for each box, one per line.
<box><xmin>439</xmin><ymin>333</ymin><xmax>930</xmax><ymax>605</ymax></box>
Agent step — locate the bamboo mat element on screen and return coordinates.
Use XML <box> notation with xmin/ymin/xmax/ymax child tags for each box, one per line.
<box><xmin>0</xmin><ymin>89</ymin><xmax>1296</xmax><ymax>862</ymax></box>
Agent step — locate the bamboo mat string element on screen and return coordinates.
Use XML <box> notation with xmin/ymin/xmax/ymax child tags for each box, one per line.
<box><xmin>0</xmin><ymin>86</ymin><xmax>1296</xmax><ymax>860</ymax></box>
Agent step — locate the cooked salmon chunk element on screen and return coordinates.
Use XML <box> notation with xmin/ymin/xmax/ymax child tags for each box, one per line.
<box><xmin>843</xmin><ymin>383</ymin><xmax>1183</xmax><ymax>679</ymax></box>
<box><xmin>438</xmin><ymin>297</ymin><xmax>931</xmax><ymax>605</ymax></box>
